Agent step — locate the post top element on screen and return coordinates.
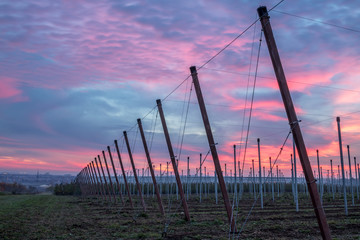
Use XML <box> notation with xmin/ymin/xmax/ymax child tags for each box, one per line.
<box><xmin>123</xmin><ymin>130</ymin><xmax>127</xmax><ymax>135</ymax></box>
<box><xmin>156</xmin><ymin>99</ymin><xmax>161</xmax><ymax>104</ymax></box>
<box><xmin>336</xmin><ymin>116</ymin><xmax>340</xmax><ymax>122</ymax></box>
<box><xmin>137</xmin><ymin>118</ymin><xmax>141</xmax><ymax>123</ymax></box>
<box><xmin>257</xmin><ymin>6</ymin><xmax>269</xmax><ymax>18</ymax></box>
<box><xmin>190</xmin><ymin>66</ymin><xmax>197</xmax><ymax>73</ymax></box>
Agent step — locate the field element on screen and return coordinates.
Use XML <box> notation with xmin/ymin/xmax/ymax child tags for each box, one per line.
<box><xmin>0</xmin><ymin>193</ymin><xmax>359</xmax><ymax>239</ymax></box>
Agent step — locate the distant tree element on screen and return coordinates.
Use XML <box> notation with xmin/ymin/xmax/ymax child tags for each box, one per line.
<box><xmin>53</xmin><ymin>182</ymin><xmax>80</xmax><ymax>195</ymax></box>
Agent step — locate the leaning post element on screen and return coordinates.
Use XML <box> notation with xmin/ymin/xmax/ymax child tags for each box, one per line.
<box><xmin>258</xmin><ymin>6</ymin><xmax>331</xmax><ymax>239</ymax></box>
<box><xmin>114</xmin><ymin>140</ymin><xmax>134</xmax><ymax>208</ymax></box>
<box><xmin>190</xmin><ymin>66</ymin><xmax>235</xmax><ymax>231</ymax></box>
<box><xmin>156</xmin><ymin>99</ymin><xmax>190</xmax><ymax>221</ymax></box>
<box><xmin>346</xmin><ymin>145</ymin><xmax>354</xmax><ymax>205</ymax></box>
<box><xmin>102</xmin><ymin>150</ymin><xmax>117</xmax><ymax>203</ymax></box>
<box><xmin>257</xmin><ymin>138</ymin><xmax>263</xmax><ymax>209</ymax></box>
<box><xmin>123</xmin><ymin>131</ymin><xmax>146</xmax><ymax>211</ymax></box>
<box><xmin>336</xmin><ymin>117</ymin><xmax>348</xmax><ymax>215</ymax></box>
<box><xmin>107</xmin><ymin>146</ymin><xmax>125</xmax><ymax>205</ymax></box>
<box><xmin>137</xmin><ymin>118</ymin><xmax>165</xmax><ymax>215</ymax></box>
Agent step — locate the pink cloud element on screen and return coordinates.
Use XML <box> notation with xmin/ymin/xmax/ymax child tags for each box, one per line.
<box><xmin>0</xmin><ymin>77</ymin><xmax>23</xmax><ymax>100</ymax></box>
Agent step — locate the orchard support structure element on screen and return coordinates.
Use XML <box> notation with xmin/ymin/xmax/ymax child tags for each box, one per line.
<box><xmin>156</xmin><ymin>99</ymin><xmax>190</xmax><ymax>221</ymax></box>
<box><xmin>114</xmin><ymin>139</ymin><xmax>133</xmax><ymax>208</ymax></box>
<box><xmin>258</xmin><ymin>6</ymin><xmax>331</xmax><ymax>239</ymax></box>
<box><xmin>137</xmin><ymin>118</ymin><xmax>165</xmax><ymax>216</ymax></box>
<box><xmin>190</xmin><ymin>66</ymin><xmax>235</xmax><ymax>231</ymax></box>
<box><xmin>107</xmin><ymin>146</ymin><xmax>125</xmax><ymax>205</ymax></box>
<box><xmin>124</xmin><ymin>131</ymin><xmax>146</xmax><ymax>211</ymax></box>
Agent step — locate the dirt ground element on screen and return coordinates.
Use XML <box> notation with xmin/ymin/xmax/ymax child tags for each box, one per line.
<box><xmin>0</xmin><ymin>193</ymin><xmax>359</xmax><ymax>239</ymax></box>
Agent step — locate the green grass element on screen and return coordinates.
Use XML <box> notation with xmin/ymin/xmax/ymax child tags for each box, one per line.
<box><xmin>0</xmin><ymin>195</ymin><xmax>85</xmax><ymax>240</ymax></box>
<box><xmin>0</xmin><ymin>193</ymin><xmax>360</xmax><ymax>239</ymax></box>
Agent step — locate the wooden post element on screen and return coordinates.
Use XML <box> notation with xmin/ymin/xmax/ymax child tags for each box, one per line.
<box><xmin>330</xmin><ymin>160</ymin><xmax>334</xmax><ymax>200</ymax></box>
<box><xmin>137</xmin><ymin>118</ymin><xmax>165</xmax><ymax>215</ymax></box>
<box><xmin>85</xmin><ymin>166</ymin><xmax>95</xmax><ymax>196</ymax></box>
<box><xmin>293</xmin><ymin>138</ymin><xmax>299</xmax><ymax>211</ymax></box>
<box><xmin>114</xmin><ymin>140</ymin><xmax>133</xmax><ymax>208</ymax></box>
<box><xmin>263</xmin><ymin>166</ymin><xmax>266</xmax><ymax>196</ymax></box>
<box><xmin>258</xmin><ymin>6</ymin><xmax>331</xmax><ymax>239</ymax></box>
<box><xmin>187</xmin><ymin>156</ymin><xmax>190</xmax><ymax>200</ymax></box>
<box><xmin>90</xmin><ymin>161</ymin><xmax>103</xmax><ymax>199</ymax></box>
<box><xmin>316</xmin><ymin>150</ymin><xmax>322</xmax><ymax>197</ymax></box>
<box><xmin>354</xmin><ymin>157</ymin><xmax>359</xmax><ymax>200</ymax></box>
<box><xmin>215</xmin><ymin>170</ymin><xmax>218</xmax><ymax>204</ymax></box>
<box><xmin>88</xmin><ymin>164</ymin><xmax>100</xmax><ymax>198</ymax></box>
<box><xmin>96</xmin><ymin>156</ymin><xmax>111</xmax><ymax>202</ymax></box>
<box><xmin>102</xmin><ymin>151</ymin><xmax>117</xmax><ymax>203</ymax></box>
<box><xmin>337</xmin><ymin>117</ymin><xmax>348</xmax><ymax>215</ymax></box>
<box><xmin>94</xmin><ymin>158</ymin><xmax>107</xmax><ymax>201</ymax></box>
<box><xmin>291</xmin><ymin>155</ymin><xmax>294</xmax><ymax>197</ymax></box>
<box><xmin>346</xmin><ymin>145</ymin><xmax>354</xmax><ymax>205</ymax></box>
<box><xmin>190</xmin><ymin>65</ymin><xmax>235</xmax><ymax>230</ymax></box>
<box><xmin>107</xmin><ymin>146</ymin><xmax>124</xmax><ymax>204</ymax></box>
<box><xmin>123</xmin><ymin>131</ymin><xmax>146</xmax><ymax>211</ymax></box>
<box><xmin>156</xmin><ymin>99</ymin><xmax>190</xmax><ymax>221</ymax></box>
<box><xmin>233</xmin><ymin>145</ymin><xmax>237</xmax><ymax>201</ymax></box>
<box><xmin>252</xmin><ymin>159</ymin><xmax>255</xmax><ymax>197</ymax></box>
<box><xmin>200</xmin><ymin>153</ymin><xmax>202</xmax><ymax>203</ymax></box>
<box><xmin>257</xmin><ymin>138</ymin><xmax>263</xmax><ymax>209</ymax></box>
<box><xmin>270</xmin><ymin>157</ymin><xmax>274</xmax><ymax>202</ymax></box>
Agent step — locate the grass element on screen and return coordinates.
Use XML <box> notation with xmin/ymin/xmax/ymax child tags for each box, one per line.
<box><xmin>0</xmin><ymin>193</ymin><xmax>359</xmax><ymax>239</ymax></box>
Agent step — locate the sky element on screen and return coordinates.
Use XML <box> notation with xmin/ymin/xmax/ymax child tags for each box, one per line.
<box><xmin>0</xmin><ymin>0</ymin><xmax>360</xmax><ymax>179</ymax></box>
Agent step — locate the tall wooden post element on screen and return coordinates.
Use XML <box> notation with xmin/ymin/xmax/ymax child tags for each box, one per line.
<box><xmin>337</xmin><ymin>117</ymin><xmax>348</xmax><ymax>215</ymax></box>
<box><xmin>234</xmin><ymin>145</ymin><xmax>237</xmax><ymax>201</ymax></box>
<box><xmin>190</xmin><ymin>66</ymin><xmax>235</xmax><ymax>230</ymax></box>
<box><xmin>346</xmin><ymin>145</ymin><xmax>354</xmax><ymax>205</ymax></box>
<box><xmin>270</xmin><ymin>157</ymin><xmax>274</xmax><ymax>202</ymax></box>
<box><xmin>258</xmin><ymin>6</ymin><xmax>331</xmax><ymax>239</ymax></box>
<box><xmin>330</xmin><ymin>160</ymin><xmax>335</xmax><ymax>200</ymax></box>
<box><xmin>102</xmin><ymin>151</ymin><xmax>117</xmax><ymax>203</ymax></box>
<box><xmin>354</xmin><ymin>157</ymin><xmax>359</xmax><ymax>200</ymax></box>
<box><xmin>114</xmin><ymin>140</ymin><xmax>133</xmax><ymax>208</ymax></box>
<box><xmin>293</xmin><ymin>138</ymin><xmax>299</xmax><ymax>211</ymax></box>
<box><xmin>91</xmin><ymin>161</ymin><xmax>105</xmax><ymax>200</ymax></box>
<box><xmin>88</xmin><ymin>164</ymin><xmax>99</xmax><ymax>198</ymax></box>
<box><xmin>85</xmin><ymin>166</ymin><xmax>95</xmax><ymax>196</ymax></box>
<box><xmin>200</xmin><ymin>153</ymin><xmax>202</xmax><ymax>203</ymax></box>
<box><xmin>187</xmin><ymin>156</ymin><xmax>190</xmax><ymax>200</ymax></box>
<box><xmin>123</xmin><ymin>131</ymin><xmax>146</xmax><ymax>211</ymax></box>
<box><xmin>137</xmin><ymin>118</ymin><xmax>165</xmax><ymax>215</ymax></box>
<box><xmin>257</xmin><ymin>138</ymin><xmax>263</xmax><ymax>209</ymax></box>
<box><xmin>156</xmin><ymin>99</ymin><xmax>190</xmax><ymax>221</ymax></box>
<box><xmin>95</xmin><ymin>156</ymin><xmax>111</xmax><ymax>202</ymax></box>
<box><xmin>94</xmin><ymin>158</ymin><xmax>107</xmax><ymax>201</ymax></box>
<box><xmin>316</xmin><ymin>150</ymin><xmax>322</xmax><ymax>197</ymax></box>
<box><xmin>107</xmin><ymin>146</ymin><xmax>124</xmax><ymax>205</ymax></box>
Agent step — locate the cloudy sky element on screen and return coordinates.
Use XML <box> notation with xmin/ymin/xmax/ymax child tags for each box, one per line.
<box><xmin>1</xmin><ymin>0</ymin><xmax>359</xmax><ymax>178</ymax></box>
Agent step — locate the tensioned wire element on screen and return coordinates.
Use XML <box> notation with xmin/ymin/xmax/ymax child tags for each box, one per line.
<box><xmin>234</xmin><ymin>124</ymin><xmax>296</xmax><ymax>239</ymax></box>
<box><xmin>85</xmin><ymin>0</ymin><xmax>291</xmax><ymax>235</ymax></box>
<box><xmin>90</xmin><ymin>0</ymin><xmax>286</xmax><ymax>166</ymax></box>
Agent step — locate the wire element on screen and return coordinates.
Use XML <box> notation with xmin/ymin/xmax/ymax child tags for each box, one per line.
<box><xmin>272</xmin><ymin>10</ymin><xmax>360</xmax><ymax>34</ymax></box>
<box><xmin>196</xmin><ymin>0</ymin><xmax>285</xmax><ymax>71</ymax></box>
<box><xmin>236</xmin><ymin>127</ymin><xmax>293</xmax><ymax>238</ymax></box>
<box><xmin>241</xmin><ymin>30</ymin><xmax>263</xmax><ymax>177</ymax></box>
<box><xmin>177</xmin><ymin>81</ymin><xmax>194</xmax><ymax>162</ymax></box>
<box><xmin>202</xmin><ymin>67</ymin><xmax>360</xmax><ymax>94</ymax></box>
